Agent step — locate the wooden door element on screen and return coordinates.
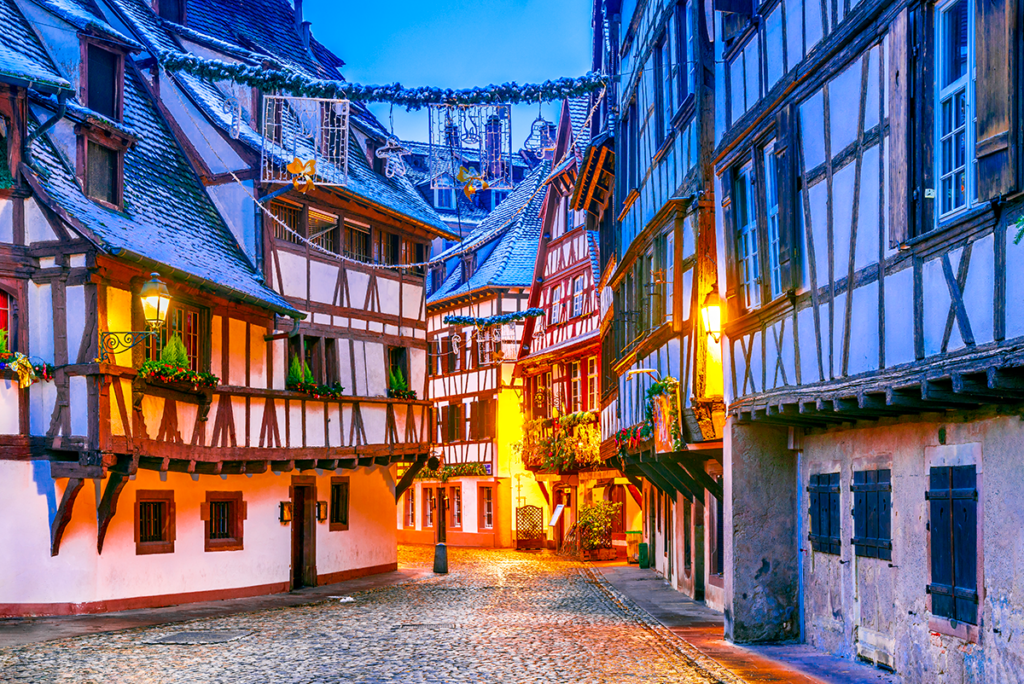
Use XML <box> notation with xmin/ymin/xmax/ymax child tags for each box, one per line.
<box><xmin>291</xmin><ymin>484</ymin><xmax>316</xmax><ymax>589</ymax></box>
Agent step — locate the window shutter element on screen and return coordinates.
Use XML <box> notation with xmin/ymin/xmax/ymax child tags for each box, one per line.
<box><xmin>469</xmin><ymin>402</ymin><xmax>479</xmax><ymax>440</ymax></box>
<box><xmin>200</xmin><ymin>502</ymin><xmax>211</xmax><ymax>521</ymax></box>
<box><xmin>974</xmin><ymin>0</ymin><xmax>1019</xmax><ymax>201</ymax></box>
<box><xmin>720</xmin><ymin>170</ymin><xmax>740</xmax><ymax>317</ymax></box>
<box><xmin>888</xmin><ymin>9</ymin><xmax>911</xmax><ymax>248</ymax></box>
<box><xmin>775</xmin><ymin>105</ymin><xmax>797</xmax><ymax>291</ymax></box>
<box><xmin>447</xmin><ymin>337</ymin><xmax>456</xmax><ymax>373</ymax></box>
<box><xmin>927</xmin><ymin>466</ymin><xmax>955</xmax><ymax>620</ymax></box>
<box><xmin>827</xmin><ymin>473</ymin><xmax>840</xmax><ymax>554</ymax></box>
<box><xmin>486</xmin><ymin>399</ymin><xmax>495</xmax><ymax>439</ymax></box>
<box><xmin>951</xmin><ymin>465</ymin><xmax>978</xmax><ymax>625</ymax></box>
<box><xmin>809</xmin><ymin>474</ymin><xmax>820</xmax><ymax>546</ymax></box>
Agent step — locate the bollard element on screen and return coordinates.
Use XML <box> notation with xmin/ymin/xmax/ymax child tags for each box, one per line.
<box><xmin>433</xmin><ymin>542</ymin><xmax>448</xmax><ymax>574</ymax></box>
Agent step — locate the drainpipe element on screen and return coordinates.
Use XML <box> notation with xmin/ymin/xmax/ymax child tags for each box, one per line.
<box><xmin>23</xmin><ymin>91</ymin><xmax>68</xmax><ymax>168</ymax></box>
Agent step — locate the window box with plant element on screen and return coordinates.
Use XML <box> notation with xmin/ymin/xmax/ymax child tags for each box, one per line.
<box><xmin>387</xmin><ymin>366</ymin><xmax>417</xmax><ymax>400</ymax></box>
<box><xmin>0</xmin><ymin>331</ymin><xmax>54</xmax><ymax>388</ymax></box>
<box><xmin>286</xmin><ymin>355</ymin><xmax>344</xmax><ymax>399</ymax></box>
<box><xmin>137</xmin><ymin>334</ymin><xmax>218</xmax><ymax>395</ymax></box>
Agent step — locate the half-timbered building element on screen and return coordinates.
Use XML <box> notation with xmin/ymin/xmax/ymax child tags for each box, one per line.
<box><xmin>0</xmin><ymin>0</ymin><xmax>446</xmax><ymax>616</ymax></box>
<box><xmin>595</xmin><ymin>0</ymin><xmax>727</xmax><ymax>606</ymax></box>
<box><xmin>712</xmin><ymin>0</ymin><xmax>1023</xmax><ymax>676</ymax></box>
<box><xmin>403</xmin><ymin>162</ymin><xmax>551</xmax><ymax>548</ymax></box>
<box><xmin>515</xmin><ymin>98</ymin><xmax>642</xmax><ymax>552</ymax></box>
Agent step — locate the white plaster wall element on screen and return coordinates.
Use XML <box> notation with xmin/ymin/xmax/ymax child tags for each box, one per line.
<box><xmin>0</xmin><ymin>464</ymin><xmax>398</xmax><ymax>608</ymax></box>
<box><xmin>278</xmin><ymin>251</ymin><xmax>306</xmax><ymax>300</ymax></box>
<box><xmin>228</xmin><ymin>317</ymin><xmax>247</xmax><ymax>386</ymax></box>
<box><xmin>24</xmin><ymin>198</ymin><xmax>56</xmax><ymax>245</ymax></box>
<box><xmin>0</xmin><ymin>197</ymin><xmax>13</xmax><ymax>244</ymax></box>
<box><xmin>206</xmin><ymin>182</ymin><xmax>257</xmax><ymax>267</ymax></box>
<box><xmin>0</xmin><ymin>380</ymin><xmax>20</xmax><ymax>434</ymax></box>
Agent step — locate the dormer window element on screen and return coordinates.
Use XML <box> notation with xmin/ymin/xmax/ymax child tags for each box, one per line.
<box><xmin>156</xmin><ymin>0</ymin><xmax>184</xmax><ymax>23</ymax></box>
<box><xmin>85</xmin><ymin>139</ymin><xmax>121</xmax><ymax>207</ymax></box>
<box><xmin>84</xmin><ymin>43</ymin><xmax>122</xmax><ymax>121</ymax></box>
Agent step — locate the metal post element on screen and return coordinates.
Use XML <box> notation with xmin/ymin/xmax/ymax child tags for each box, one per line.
<box><xmin>433</xmin><ymin>488</ymin><xmax>448</xmax><ymax>574</ymax></box>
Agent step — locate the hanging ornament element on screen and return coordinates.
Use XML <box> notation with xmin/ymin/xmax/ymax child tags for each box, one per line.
<box><xmin>287</xmin><ymin>157</ymin><xmax>317</xmax><ymax>193</ymax></box>
<box><xmin>375</xmin><ymin>137</ymin><xmax>411</xmax><ymax>178</ymax></box>
<box><xmin>459</xmin><ymin>107</ymin><xmax>481</xmax><ymax>146</ymax></box>
<box><xmin>451</xmin><ymin>332</ymin><xmax>462</xmax><ymax>353</ymax></box>
<box><xmin>221</xmin><ymin>96</ymin><xmax>242</xmax><ymax>139</ymax></box>
<box><xmin>457</xmin><ymin>165</ymin><xmax>490</xmax><ymax>199</ymax></box>
<box><xmin>523</xmin><ymin>100</ymin><xmax>553</xmax><ymax>156</ymax></box>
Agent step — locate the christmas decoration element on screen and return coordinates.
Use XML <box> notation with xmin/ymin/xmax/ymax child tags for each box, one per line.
<box><xmin>159</xmin><ymin>51</ymin><xmax>608</xmax><ymax>109</ymax></box>
<box><xmin>261</xmin><ymin>95</ymin><xmax>349</xmax><ymax>188</ymax></box>
<box><xmin>137</xmin><ymin>360</ymin><xmax>219</xmax><ymax>390</ymax></box>
<box><xmin>613</xmin><ymin>377</ymin><xmax>684</xmax><ymax>459</ymax></box>
<box><xmin>429</xmin><ymin>104</ymin><xmax>512</xmax><ymax>192</ymax></box>
<box><xmin>287</xmin><ymin>157</ymin><xmax>316</xmax><ymax>193</ymax></box>
<box><xmin>375</xmin><ymin>137</ymin><xmax>411</xmax><ymax>179</ymax></box>
<box><xmin>442</xmin><ymin>308</ymin><xmax>544</xmax><ymax>328</ymax></box>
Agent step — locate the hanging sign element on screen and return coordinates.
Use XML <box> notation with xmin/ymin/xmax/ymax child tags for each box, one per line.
<box><xmin>652</xmin><ymin>394</ymin><xmax>675</xmax><ymax>454</ymax></box>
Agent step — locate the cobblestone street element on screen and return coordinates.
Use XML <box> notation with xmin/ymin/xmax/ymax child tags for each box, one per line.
<box><xmin>0</xmin><ymin>547</ymin><xmax>739</xmax><ymax>683</ymax></box>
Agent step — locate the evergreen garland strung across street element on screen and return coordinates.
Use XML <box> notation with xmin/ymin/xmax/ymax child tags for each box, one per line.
<box><xmin>442</xmin><ymin>308</ymin><xmax>544</xmax><ymax>328</ymax></box>
<box><xmin>158</xmin><ymin>51</ymin><xmax>607</xmax><ymax>108</ymax></box>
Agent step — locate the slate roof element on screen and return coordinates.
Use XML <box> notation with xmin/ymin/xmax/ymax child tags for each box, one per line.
<box><xmin>8</xmin><ymin>0</ymin><xmax>296</xmax><ymax>316</ymax></box>
<box><xmin>104</xmin><ymin>0</ymin><xmax>448</xmax><ymax>235</ymax></box>
<box><xmin>586</xmin><ymin>230</ymin><xmax>601</xmax><ymax>283</ymax></box>
<box><xmin>567</xmin><ymin>97</ymin><xmax>592</xmax><ymax>154</ymax></box>
<box><xmin>427</xmin><ymin>161</ymin><xmax>550</xmax><ymax>306</ymax></box>
<box><xmin>29</xmin><ymin>0</ymin><xmax>142</xmax><ymax>48</ymax></box>
<box><xmin>0</xmin><ymin>0</ymin><xmax>71</xmax><ymax>91</ymax></box>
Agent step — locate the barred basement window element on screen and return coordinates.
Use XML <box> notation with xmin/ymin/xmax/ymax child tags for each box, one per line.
<box><xmin>405</xmin><ymin>489</ymin><xmax>415</xmax><ymax>527</ymax></box>
<box><xmin>202</xmin><ymin>491</ymin><xmax>244</xmax><ymax>551</ymax></box>
<box><xmin>852</xmin><ymin>469</ymin><xmax>892</xmax><ymax>560</ymax></box>
<box><xmin>269</xmin><ymin>200</ymin><xmax>302</xmax><ymax>245</ymax></box>
<box><xmin>927</xmin><ymin>465</ymin><xmax>978</xmax><ymax>625</ymax></box>
<box><xmin>135</xmin><ymin>490</ymin><xmax>175</xmax><ymax>555</ymax></box>
<box><xmin>330</xmin><ymin>477</ymin><xmax>350</xmax><ymax>531</ymax></box>
<box><xmin>808</xmin><ymin>473</ymin><xmax>841</xmax><ymax>554</ymax></box>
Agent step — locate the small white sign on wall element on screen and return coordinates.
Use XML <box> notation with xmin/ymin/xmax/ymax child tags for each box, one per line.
<box><xmin>549</xmin><ymin>504</ymin><xmax>565</xmax><ymax>527</ymax></box>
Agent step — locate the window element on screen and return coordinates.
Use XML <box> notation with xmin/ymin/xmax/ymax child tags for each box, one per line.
<box><xmin>683</xmin><ymin>500</ymin><xmax>692</xmax><ymax>573</ymax></box>
<box><xmin>570</xmin><ymin>361</ymin><xmax>581</xmax><ymax>412</ymax></box>
<box><xmin>85</xmin><ymin>140</ymin><xmax>120</xmax><ymax>206</ymax></box>
<box><xmin>936</xmin><ymin>0</ymin><xmax>975</xmax><ymax>218</ymax></box>
<box><xmin>479</xmin><ymin>485</ymin><xmax>494</xmax><ymax>529</ymax></box>
<box><xmin>388</xmin><ymin>346</ymin><xmax>409</xmax><ymax>391</ymax></box>
<box><xmin>145</xmin><ymin>301</ymin><xmax>206</xmax><ymax>372</ymax></box>
<box><xmin>490</xmin><ymin>190</ymin><xmax>509</xmax><ymax>209</ymax></box>
<box><xmin>852</xmin><ymin>469</ymin><xmax>891</xmax><ymax>560</ymax></box>
<box><xmin>343</xmin><ymin>220</ymin><xmax>371</xmax><ymax>262</ymax></box>
<box><xmin>424</xmin><ymin>487</ymin><xmax>435</xmax><ymax>527</ymax></box>
<box><xmin>587</xmin><ymin>357</ymin><xmax>598</xmax><ymax>411</ymax></box>
<box><xmin>550</xmin><ymin>285</ymin><xmax>563</xmax><ymax>325</ymax></box>
<box><xmin>156</xmin><ymin>0</ymin><xmax>184</xmax><ymax>22</ymax></box>
<box><xmin>654</xmin><ymin>32</ymin><xmax>673</xmax><ymax>145</ymax></box>
<box><xmin>808</xmin><ymin>473</ymin><xmax>841</xmax><ymax>554</ymax></box>
<box><xmin>572</xmin><ymin>276</ymin><xmax>585</xmax><ymax>318</ymax></box>
<box><xmin>0</xmin><ymin>290</ymin><xmax>11</xmax><ymax>350</ymax></box>
<box><xmin>711</xmin><ymin>479</ymin><xmax>724</xmax><ymax>574</ymax></box>
<box><xmin>405</xmin><ymin>489</ymin><xmax>416</xmax><ymax>527</ymax></box>
<box><xmin>469</xmin><ymin>399</ymin><xmax>495</xmax><ymax>441</ymax></box>
<box><xmin>449</xmin><ymin>486</ymin><xmax>462</xmax><ymax>528</ymax></box>
<box><xmin>86</xmin><ymin>45</ymin><xmax>119</xmax><ymax>120</ymax></box>
<box><xmin>443</xmin><ymin>403</ymin><xmax>463</xmax><ymax>442</ymax></box>
<box><xmin>374</xmin><ymin>230</ymin><xmax>401</xmax><ymax>266</ymax></box>
<box><xmin>202</xmin><ymin>491</ymin><xmax>244</xmax><ymax>551</ymax></box>
<box><xmin>330</xmin><ymin>477</ymin><xmax>350</xmax><ymax>531</ymax></box>
<box><xmin>763</xmin><ymin>141</ymin><xmax>783</xmax><ymax>299</ymax></box>
<box><xmin>927</xmin><ymin>465</ymin><xmax>978</xmax><ymax>625</ymax></box>
<box><xmin>675</xmin><ymin>0</ymin><xmax>695</xmax><ymax>108</ymax></box>
<box><xmin>435</xmin><ymin>187</ymin><xmax>455</xmax><ymax>210</ymax></box>
<box><xmin>270</xmin><ymin>201</ymin><xmax>302</xmax><ymax>245</ymax></box>
<box><xmin>135</xmin><ymin>490</ymin><xmax>174</xmax><ymax>555</ymax></box>
<box><xmin>734</xmin><ymin>163</ymin><xmax>761</xmax><ymax>309</ymax></box>
<box><xmin>308</xmin><ymin>208</ymin><xmax>339</xmax><ymax>253</ymax></box>
<box><xmin>447</xmin><ymin>335</ymin><xmax>461</xmax><ymax>373</ymax></box>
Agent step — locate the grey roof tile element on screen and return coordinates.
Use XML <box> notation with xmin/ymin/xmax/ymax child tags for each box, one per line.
<box><xmin>0</xmin><ymin>0</ymin><xmax>71</xmax><ymax>91</ymax></box>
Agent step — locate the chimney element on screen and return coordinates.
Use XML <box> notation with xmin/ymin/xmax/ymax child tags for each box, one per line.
<box><xmin>300</xmin><ymin>21</ymin><xmax>311</xmax><ymax>50</ymax></box>
<box><xmin>293</xmin><ymin>0</ymin><xmax>303</xmax><ymax>28</ymax></box>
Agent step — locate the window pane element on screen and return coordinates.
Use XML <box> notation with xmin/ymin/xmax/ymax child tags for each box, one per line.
<box><xmin>941</xmin><ymin>0</ymin><xmax>968</xmax><ymax>88</ymax></box>
<box><xmin>87</xmin><ymin>46</ymin><xmax>117</xmax><ymax>119</ymax></box>
<box><xmin>86</xmin><ymin>142</ymin><xmax>117</xmax><ymax>205</ymax></box>
<box><xmin>764</xmin><ymin>145</ymin><xmax>783</xmax><ymax>298</ymax></box>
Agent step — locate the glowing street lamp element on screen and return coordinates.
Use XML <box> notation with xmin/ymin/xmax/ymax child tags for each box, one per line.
<box><xmin>701</xmin><ymin>291</ymin><xmax>723</xmax><ymax>343</ymax></box>
<box><xmin>97</xmin><ymin>273</ymin><xmax>172</xmax><ymax>364</ymax></box>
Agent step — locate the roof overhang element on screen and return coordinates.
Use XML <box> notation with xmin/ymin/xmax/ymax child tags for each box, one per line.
<box><xmin>571</xmin><ymin>135</ymin><xmax>615</xmax><ymax>217</ymax></box>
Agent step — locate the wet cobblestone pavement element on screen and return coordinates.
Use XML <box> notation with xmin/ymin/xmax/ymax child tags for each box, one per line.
<box><xmin>0</xmin><ymin>546</ymin><xmax>740</xmax><ymax>683</ymax></box>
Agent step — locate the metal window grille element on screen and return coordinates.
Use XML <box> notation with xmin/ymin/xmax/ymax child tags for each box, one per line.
<box><xmin>209</xmin><ymin>501</ymin><xmax>232</xmax><ymax>540</ymax></box>
<box><xmin>139</xmin><ymin>501</ymin><xmax>165</xmax><ymax>543</ymax></box>
<box><xmin>261</xmin><ymin>95</ymin><xmax>349</xmax><ymax>187</ymax></box>
<box><xmin>269</xmin><ymin>201</ymin><xmax>303</xmax><ymax>245</ymax></box>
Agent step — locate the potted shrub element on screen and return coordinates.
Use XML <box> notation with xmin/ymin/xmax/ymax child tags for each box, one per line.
<box><xmin>137</xmin><ymin>334</ymin><xmax>218</xmax><ymax>394</ymax></box>
<box><xmin>387</xmin><ymin>366</ymin><xmax>416</xmax><ymax>400</ymax></box>
<box><xmin>577</xmin><ymin>500</ymin><xmax>622</xmax><ymax>561</ymax></box>
<box><xmin>286</xmin><ymin>355</ymin><xmax>344</xmax><ymax>399</ymax></box>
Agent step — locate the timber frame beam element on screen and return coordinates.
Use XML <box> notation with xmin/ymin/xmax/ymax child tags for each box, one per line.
<box><xmin>394</xmin><ymin>454</ymin><xmax>428</xmax><ymax>502</ymax></box>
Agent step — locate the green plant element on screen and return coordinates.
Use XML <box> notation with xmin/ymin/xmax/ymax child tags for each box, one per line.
<box><xmin>577</xmin><ymin>501</ymin><xmax>622</xmax><ymax>551</ymax></box>
<box><xmin>0</xmin><ymin>329</ymin><xmax>7</xmax><ymax>355</ymax></box>
<box><xmin>287</xmin><ymin>355</ymin><xmax>308</xmax><ymax>386</ymax></box>
<box><xmin>414</xmin><ymin>462</ymin><xmax>488</xmax><ymax>483</ymax></box>
<box><xmin>160</xmin><ymin>334</ymin><xmax>189</xmax><ymax>368</ymax></box>
<box><xmin>389</xmin><ymin>366</ymin><xmax>408</xmax><ymax>392</ymax></box>
<box><xmin>1014</xmin><ymin>216</ymin><xmax>1024</xmax><ymax>245</ymax></box>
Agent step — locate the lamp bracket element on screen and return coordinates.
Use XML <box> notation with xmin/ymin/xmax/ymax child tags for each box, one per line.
<box><xmin>97</xmin><ymin>331</ymin><xmax>157</xmax><ymax>364</ymax></box>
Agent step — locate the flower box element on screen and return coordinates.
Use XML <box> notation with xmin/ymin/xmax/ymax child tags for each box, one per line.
<box><xmin>582</xmin><ymin>548</ymin><xmax>617</xmax><ymax>561</ymax></box>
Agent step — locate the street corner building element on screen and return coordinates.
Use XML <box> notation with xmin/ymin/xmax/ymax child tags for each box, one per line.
<box><xmin>707</xmin><ymin>0</ymin><xmax>1023</xmax><ymax>677</ymax></box>
<box><xmin>0</xmin><ymin>0</ymin><xmax>451</xmax><ymax>616</ymax></box>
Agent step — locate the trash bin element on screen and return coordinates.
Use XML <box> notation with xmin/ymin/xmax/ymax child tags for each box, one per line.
<box><xmin>638</xmin><ymin>541</ymin><xmax>649</xmax><ymax>569</ymax></box>
<box><xmin>626</xmin><ymin>530</ymin><xmax>642</xmax><ymax>564</ymax></box>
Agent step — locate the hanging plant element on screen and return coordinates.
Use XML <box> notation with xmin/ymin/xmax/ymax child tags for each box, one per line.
<box><xmin>415</xmin><ymin>462</ymin><xmax>488</xmax><ymax>483</ymax></box>
<box><xmin>519</xmin><ymin>410</ymin><xmax>601</xmax><ymax>473</ymax></box>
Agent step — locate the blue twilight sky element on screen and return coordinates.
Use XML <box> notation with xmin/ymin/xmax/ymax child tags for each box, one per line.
<box><xmin>302</xmin><ymin>0</ymin><xmax>594</xmax><ymax>146</ymax></box>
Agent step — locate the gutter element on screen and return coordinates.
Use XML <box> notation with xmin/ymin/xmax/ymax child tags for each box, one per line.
<box><xmin>23</xmin><ymin>91</ymin><xmax>67</xmax><ymax>168</ymax></box>
<box><xmin>111</xmin><ymin>246</ymin><xmax>304</xmax><ymax>321</ymax></box>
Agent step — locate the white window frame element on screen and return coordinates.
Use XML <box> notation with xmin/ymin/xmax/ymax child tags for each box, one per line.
<box><xmin>570</xmin><ymin>361</ymin><xmax>581</xmax><ymax>412</ymax></box>
<box><xmin>435</xmin><ymin>187</ymin><xmax>455</xmax><ymax>210</ymax></box>
<box><xmin>572</xmin><ymin>276</ymin><xmax>585</xmax><ymax>318</ymax></box>
<box><xmin>481</xmin><ymin>487</ymin><xmax>494</xmax><ymax>529</ymax></box>
<box><xmin>935</xmin><ymin>0</ymin><xmax>976</xmax><ymax>220</ymax></box>
<box><xmin>587</xmin><ymin>357</ymin><xmax>598</xmax><ymax>411</ymax></box>
<box><xmin>551</xmin><ymin>285</ymin><xmax>563</xmax><ymax>325</ymax></box>
<box><xmin>763</xmin><ymin>139</ymin><xmax>783</xmax><ymax>299</ymax></box>
<box><xmin>735</xmin><ymin>163</ymin><xmax>761</xmax><ymax>309</ymax></box>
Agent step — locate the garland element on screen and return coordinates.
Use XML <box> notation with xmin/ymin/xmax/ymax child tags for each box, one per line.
<box><xmin>443</xmin><ymin>308</ymin><xmax>544</xmax><ymax>328</ymax></box>
<box><xmin>0</xmin><ymin>352</ymin><xmax>54</xmax><ymax>389</ymax></box>
<box><xmin>613</xmin><ymin>377</ymin><xmax>684</xmax><ymax>459</ymax></box>
<box><xmin>138</xmin><ymin>360</ymin><xmax>219</xmax><ymax>390</ymax></box>
<box><xmin>159</xmin><ymin>52</ymin><xmax>606</xmax><ymax>109</ymax></box>
<box><xmin>521</xmin><ymin>410</ymin><xmax>602</xmax><ymax>473</ymax></box>
<box><xmin>415</xmin><ymin>462</ymin><xmax>488</xmax><ymax>483</ymax></box>
<box><xmin>287</xmin><ymin>380</ymin><xmax>345</xmax><ymax>400</ymax></box>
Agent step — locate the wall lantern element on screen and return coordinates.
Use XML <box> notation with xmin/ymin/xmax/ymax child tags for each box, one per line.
<box><xmin>279</xmin><ymin>501</ymin><xmax>293</xmax><ymax>523</ymax></box>
<box><xmin>316</xmin><ymin>501</ymin><xmax>329</xmax><ymax>522</ymax></box>
<box><xmin>97</xmin><ymin>274</ymin><xmax>172</xmax><ymax>363</ymax></box>
<box><xmin>626</xmin><ymin>368</ymin><xmax>662</xmax><ymax>382</ymax></box>
<box><xmin>701</xmin><ymin>291</ymin><xmax>723</xmax><ymax>343</ymax></box>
